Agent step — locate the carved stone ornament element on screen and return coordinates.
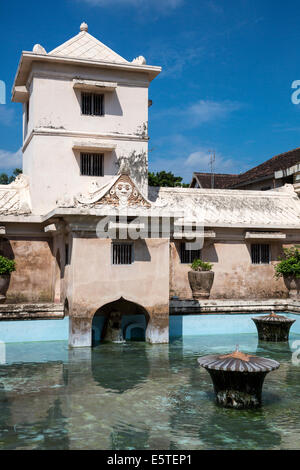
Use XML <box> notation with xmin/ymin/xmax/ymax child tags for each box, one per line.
<box><xmin>0</xmin><ymin>174</ymin><xmax>31</xmax><ymax>215</ymax></box>
<box><xmin>132</xmin><ymin>56</ymin><xmax>147</xmax><ymax>65</ymax></box>
<box><xmin>76</xmin><ymin>173</ymin><xmax>151</xmax><ymax>209</ymax></box>
<box><xmin>32</xmin><ymin>44</ymin><xmax>47</xmax><ymax>54</ymax></box>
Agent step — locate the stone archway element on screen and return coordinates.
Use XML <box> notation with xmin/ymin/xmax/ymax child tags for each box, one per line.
<box><xmin>92</xmin><ymin>297</ymin><xmax>149</xmax><ymax>346</ymax></box>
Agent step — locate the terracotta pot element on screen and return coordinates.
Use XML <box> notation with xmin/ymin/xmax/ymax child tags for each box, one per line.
<box><xmin>283</xmin><ymin>276</ymin><xmax>300</xmax><ymax>299</ymax></box>
<box><xmin>188</xmin><ymin>270</ymin><xmax>214</xmax><ymax>300</ymax></box>
<box><xmin>0</xmin><ymin>274</ymin><xmax>10</xmax><ymax>304</ymax></box>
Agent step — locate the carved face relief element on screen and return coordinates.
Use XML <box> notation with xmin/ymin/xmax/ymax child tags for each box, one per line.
<box><xmin>115</xmin><ymin>181</ymin><xmax>133</xmax><ymax>206</ymax></box>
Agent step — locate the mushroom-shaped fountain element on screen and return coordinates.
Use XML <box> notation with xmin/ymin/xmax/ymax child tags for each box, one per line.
<box><xmin>252</xmin><ymin>311</ymin><xmax>295</xmax><ymax>342</ymax></box>
<box><xmin>198</xmin><ymin>347</ymin><xmax>280</xmax><ymax>409</ymax></box>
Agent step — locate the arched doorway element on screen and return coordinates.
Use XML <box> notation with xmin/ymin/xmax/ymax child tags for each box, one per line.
<box><xmin>92</xmin><ymin>297</ymin><xmax>149</xmax><ymax>346</ymax></box>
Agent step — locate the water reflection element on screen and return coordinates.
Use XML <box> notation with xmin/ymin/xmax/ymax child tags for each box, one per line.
<box><xmin>0</xmin><ymin>335</ymin><xmax>299</xmax><ymax>449</ymax></box>
<box><xmin>91</xmin><ymin>343</ymin><xmax>150</xmax><ymax>393</ymax></box>
<box><xmin>0</xmin><ymin>362</ymin><xmax>69</xmax><ymax>450</ymax></box>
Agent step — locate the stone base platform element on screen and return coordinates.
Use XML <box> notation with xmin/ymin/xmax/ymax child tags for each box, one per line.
<box><xmin>170</xmin><ymin>298</ymin><xmax>300</xmax><ymax>315</ymax></box>
<box><xmin>0</xmin><ymin>303</ymin><xmax>64</xmax><ymax>321</ymax></box>
<box><xmin>1</xmin><ymin>299</ymin><xmax>300</xmax><ymax>322</ymax></box>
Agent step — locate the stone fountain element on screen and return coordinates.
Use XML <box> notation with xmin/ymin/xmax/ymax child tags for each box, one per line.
<box><xmin>198</xmin><ymin>347</ymin><xmax>280</xmax><ymax>409</ymax></box>
<box><xmin>252</xmin><ymin>312</ymin><xmax>295</xmax><ymax>342</ymax></box>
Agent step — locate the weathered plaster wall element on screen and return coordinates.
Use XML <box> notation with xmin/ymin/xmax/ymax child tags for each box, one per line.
<box><xmin>29</xmin><ymin>62</ymin><xmax>149</xmax><ymax>136</ymax></box>
<box><xmin>23</xmin><ymin>135</ymin><xmax>147</xmax><ymax>214</ymax></box>
<box><xmin>170</xmin><ymin>236</ymin><xmax>295</xmax><ymax>300</ymax></box>
<box><xmin>67</xmin><ymin>236</ymin><xmax>170</xmax><ymax>346</ymax></box>
<box><xmin>1</xmin><ymin>237</ymin><xmax>54</xmax><ymax>303</ymax></box>
<box><xmin>22</xmin><ymin>62</ymin><xmax>150</xmax><ymax>214</ymax></box>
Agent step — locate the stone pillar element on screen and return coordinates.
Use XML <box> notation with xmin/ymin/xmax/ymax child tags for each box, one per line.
<box><xmin>146</xmin><ymin>310</ymin><xmax>169</xmax><ymax>344</ymax></box>
<box><xmin>69</xmin><ymin>316</ymin><xmax>92</xmax><ymax>348</ymax></box>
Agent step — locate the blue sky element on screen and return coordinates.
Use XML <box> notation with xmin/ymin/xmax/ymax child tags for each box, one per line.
<box><xmin>1</xmin><ymin>0</ymin><xmax>300</xmax><ymax>182</ymax></box>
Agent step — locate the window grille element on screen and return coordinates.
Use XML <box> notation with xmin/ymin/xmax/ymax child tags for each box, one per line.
<box><xmin>251</xmin><ymin>244</ymin><xmax>270</xmax><ymax>264</ymax></box>
<box><xmin>180</xmin><ymin>243</ymin><xmax>201</xmax><ymax>264</ymax></box>
<box><xmin>81</xmin><ymin>92</ymin><xmax>104</xmax><ymax>116</ymax></box>
<box><xmin>112</xmin><ymin>243</ymin><xmax>133</xmax><ymax>265</ymax></box>
<box><xmin>80</xmin><ymin>153</ymin><xmax>104</xmax><ymax>176</ymax></box>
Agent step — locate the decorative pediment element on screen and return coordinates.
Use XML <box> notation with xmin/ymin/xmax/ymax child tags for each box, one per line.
<box><xmin>75</xmin><ymin>173</ymin><xmax>151</xmax><ymax>209</ymax></box>
<box><xmin>0</xmin><ymin>175</ymin><xmax>31</xmax><ymax>215</ymax></box>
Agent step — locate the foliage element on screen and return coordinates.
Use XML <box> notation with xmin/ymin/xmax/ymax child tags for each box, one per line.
<box><xmin>274</xmin><ymin>247</ymin><xmax>300</xmax><ymax>279</ymax></box>
<box><xmin>148</xmin><ymin>171</ymin><xmax>189</xmax><ymax>187</ymax></box>
<box><xmin>0</xmin><ymin>255</ymin><xmax>16</xmax><ymax>275</ymax></box>
<box><xmin>0</xmin><ymin>168</ymin><xmax>22</xmax><ymax>185</ymax></box>
<box><xmin>191</xmin><ymin>258</ymin><xmax>213</xmax><ymax>272</ymax></box>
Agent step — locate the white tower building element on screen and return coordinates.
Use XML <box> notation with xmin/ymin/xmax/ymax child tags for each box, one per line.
<box><xmin>12</xmin><ymin>23</ymin><xmax>161</xmax><ymax>214</ymax></box>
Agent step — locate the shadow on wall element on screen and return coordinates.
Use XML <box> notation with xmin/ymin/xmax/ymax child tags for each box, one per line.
<box><xmin>0</xmin><ymin>238</ymin><xmax>15</xmax><ymax>261</ymax></box>
<box><xmin>174</xmin><ymin>241</ymin><xmax>218</xmax><ymax>263</ymax></box>
<box><xmin>0</xmin><ymin>238</ymin><xmax>15</xmax><ymax>302</ymax></box>
<box><xmin>92</xmin><ymin>297</ymin><xmax>149</xmax><ymax>345</ymax></box>
<box><xmin>134</xmin><ymin>239</ymin><xmax>151</xmax><ymax>262</ymax></box>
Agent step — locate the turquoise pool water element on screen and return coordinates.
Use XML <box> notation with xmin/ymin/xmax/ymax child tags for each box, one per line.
<box><xmin>1</xmin><ymin>331</ymin><xmax>300</xmax><ymax>450</ymax></box>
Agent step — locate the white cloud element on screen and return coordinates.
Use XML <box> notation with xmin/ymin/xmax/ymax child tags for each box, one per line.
<box><xmin>79</xmin><ymin>0</ymin><xmax>184</xmax><ymax>13</ymax></box>
<box><xmin>149</xmin><ymin>44</ymin><xmax>205</xmax><ymax>77</ymax></box>
<box><xmin>154</xmin><ymin>100</ymin><xmax>241</xmax><ymax>128</ymax></box>
<box><xmin>185</xmin><ymin>149</ymin><xmax>236</xmax><ymax>173</ymax></box>
<box><xmin>187</xmin><ymin>100</ymin><xmax>241</xmax><ymax>126</ymax></box>
<box><xmin>0</xmin><ymin>148</ymin><xmax>22</xmax><ymax>172</ymax></box>
<box><xmin>150</xmin><ymin>140</ymin><xmax>250</xmax><ymax>182</ymax></box>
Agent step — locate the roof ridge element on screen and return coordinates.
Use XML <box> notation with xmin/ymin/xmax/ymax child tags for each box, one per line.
<box><xmin>239</xmin><ymin>146</ymin><xmax>300</xmax><ymax>178</ymax></box>
<box><xmin>194</xmin><ymin>172</ymin><xmax>238</xmax><ymax>176</ymax></box>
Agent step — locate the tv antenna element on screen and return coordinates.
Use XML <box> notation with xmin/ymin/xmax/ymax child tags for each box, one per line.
<box><xmin>208</xmin><ymin>150</ymin><xmax>215</xmax><ymax>189</ymax></box>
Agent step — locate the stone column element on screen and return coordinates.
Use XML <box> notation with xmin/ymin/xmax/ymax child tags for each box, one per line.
<box><xmin>69</xmin><ymin>316</ymin><xmax>92</xmax><ymax>348</ymax></box>
<box><xmin>146</xmin><ymin>310</ymin><xmax>169</xmax><ymax>344</ymax></box>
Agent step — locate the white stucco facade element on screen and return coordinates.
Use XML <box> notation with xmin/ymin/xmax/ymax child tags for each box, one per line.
<box><xmin>13</xmin><ymin>24</ymin><xmax>161</xmax><ymax>214</ymax></box>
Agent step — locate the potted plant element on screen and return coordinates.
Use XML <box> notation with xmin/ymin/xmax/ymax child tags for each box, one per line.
<box><xmin>188</xmin><ymin>259</ymin><xmax>214</xmax><ymax>300</ymax></box>
<box><xmin>0</xmin><ymin>255</ymin><xmax>16</xmax><ymax>303</ymax></box>
<box><xmin>274</xmin><ymin>247</ymin><xmax>300</xmax><ymax>298</ymax></box>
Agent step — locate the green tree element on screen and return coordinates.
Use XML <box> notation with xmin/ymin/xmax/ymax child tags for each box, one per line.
<box><xmin>148</xmin><ymin>171</ymin><xmax>189</xmax><ymax>187</ymax></box>
<box><xmin>0</xmin><ymin>168</ymin><xmax>22</xmax><ymax>185</ymax></box>
<box><xmin>0</xmin><ymin>173</ymin><xmax>9</xmax><ymax>184</ymax></box>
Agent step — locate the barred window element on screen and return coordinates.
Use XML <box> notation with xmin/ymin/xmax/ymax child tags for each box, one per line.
<box><xmin>112</xmin><ymin>243</ymin><xmax>133</xmax><ymax>265</ymax></box>
<box><xmin>251</xmin><ymin>244</ymin><xmax>270</xmax><ymax>264</ymax></box>
<box><xmin>180</xmin><ymin>243</ymin><xmax>201</xmax><ymax>264</ymax></box>
<box><xmin>80</xmin><ymin>153</ymin><xmax>104</xmax><ymax>176</ymax></box>
<box><xmin>81</xmin><ymin>92</ymin><xmax>104</xmax><ymax>116</ymax></box>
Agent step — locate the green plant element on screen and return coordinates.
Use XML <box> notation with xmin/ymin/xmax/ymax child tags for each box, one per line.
<box><xmin>0</xmin><ymin>255</ymin><xmax>16</xmax><ymax>275</ymax></box>
<box><xmin>191</xmin><ymin>259</ymin><xmax>213</xmax><ymax>272</ymax></box>
<box><xmin>274</xmin><ymin>247</ymin><xmax>300</xmax><ymax>279</ymax></box>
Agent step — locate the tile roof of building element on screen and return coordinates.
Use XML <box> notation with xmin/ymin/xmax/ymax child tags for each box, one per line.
<box><xmin>149</xmin><ymin>185</ymin><xmax>300</xmax><ymax>228</ymax></box>
<box><xmin>191</xmin><ymin>147</ymin><xmax>300</xmax><ymax>189</ymax></box>
<box><xmin>191</xmin><ymin>172</ymin><xmax>238</xmax><ymax>189</ymax></box>
<box><xmin>49</xmin><ymin>30</ymin><xmax>128</xmax><ymax>64</ymax></box>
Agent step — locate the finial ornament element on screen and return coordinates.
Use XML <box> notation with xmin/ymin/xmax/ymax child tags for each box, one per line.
<box><xmin>132</xmin><ymin>56</ymin><xmax>147</xmax><ymax>65</ymax></box>
<box><xmin>33</xmin><ymin>44</ymin><xmax>47</xmax><ymax>54</ymax></box>
<box><xmin>80</xmin><ymin>22</ymin><xmax>88</xmax><ymax>32</ymax></box>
